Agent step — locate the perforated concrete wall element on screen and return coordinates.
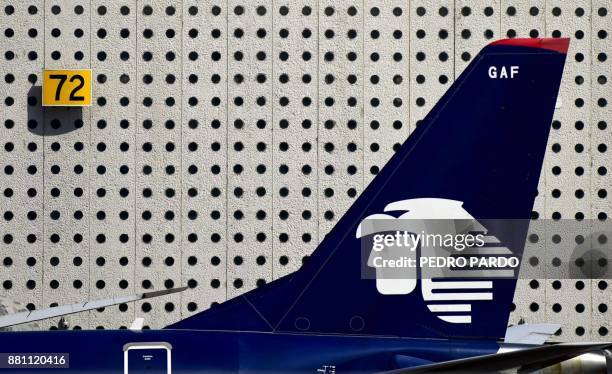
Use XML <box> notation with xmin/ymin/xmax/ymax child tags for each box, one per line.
<box><xmin>0</xmin><ymin>0</ymin><xmax>610</xmax><ymax>341</ymax></box>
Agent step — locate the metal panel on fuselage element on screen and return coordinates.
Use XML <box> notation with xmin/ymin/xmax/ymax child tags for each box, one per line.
<box><xmin>0</xmin><ymin>330</ymin><xmax>500</xmax><ymax>373</ymax></box>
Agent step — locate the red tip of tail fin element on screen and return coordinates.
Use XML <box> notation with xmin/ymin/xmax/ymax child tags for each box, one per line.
<box><xmin>489</xmin><ymin>38</ymin><xmax>570</xmax><ymax>54</ymax></box>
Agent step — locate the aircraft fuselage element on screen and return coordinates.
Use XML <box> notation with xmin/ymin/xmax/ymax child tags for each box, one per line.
<box><xmin>0</xmin><ymin>329</ymin><xmax>500</xmax><ymax>373</ymax></box>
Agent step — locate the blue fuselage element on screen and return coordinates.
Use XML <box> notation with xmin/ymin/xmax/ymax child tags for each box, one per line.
<box><xmin>0</xmin><ymin>329</ymin><xmax>501</xmax><ymax>373</ymax></box>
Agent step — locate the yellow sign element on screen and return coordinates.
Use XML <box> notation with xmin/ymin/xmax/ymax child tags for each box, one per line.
<box><xmin>42</xmin><ymin>69</ymin><xmax>92</xmax><ymax>106</ymax></box>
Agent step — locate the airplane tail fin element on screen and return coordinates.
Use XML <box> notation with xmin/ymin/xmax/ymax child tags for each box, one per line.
<box><xmin>169</xmin><ymin>38</ymin><xmax>568</xmax><ymax>340</ymax></box>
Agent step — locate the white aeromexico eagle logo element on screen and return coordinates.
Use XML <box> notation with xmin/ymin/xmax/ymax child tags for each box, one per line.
<box><xmin>356</xmin><ymin>198</ymin><xmax>514</xmax><ymax>324</ymax></box>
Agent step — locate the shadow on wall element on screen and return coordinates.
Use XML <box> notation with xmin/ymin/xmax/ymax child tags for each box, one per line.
<box><xmin>27</xmin><ymin>86</ymin><xmax>83</xmax><ymax>136</ymax></box>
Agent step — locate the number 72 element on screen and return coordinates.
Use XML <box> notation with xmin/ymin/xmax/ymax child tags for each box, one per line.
<box><xmin>42</xmin><ymin>69</ymin><xmax>91</xmax><ymax>106</ymax></box>
<box><xmin>49</xmin><ymin>74</ymin><xmax>85</xmax><ymax>101</ymax></box>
